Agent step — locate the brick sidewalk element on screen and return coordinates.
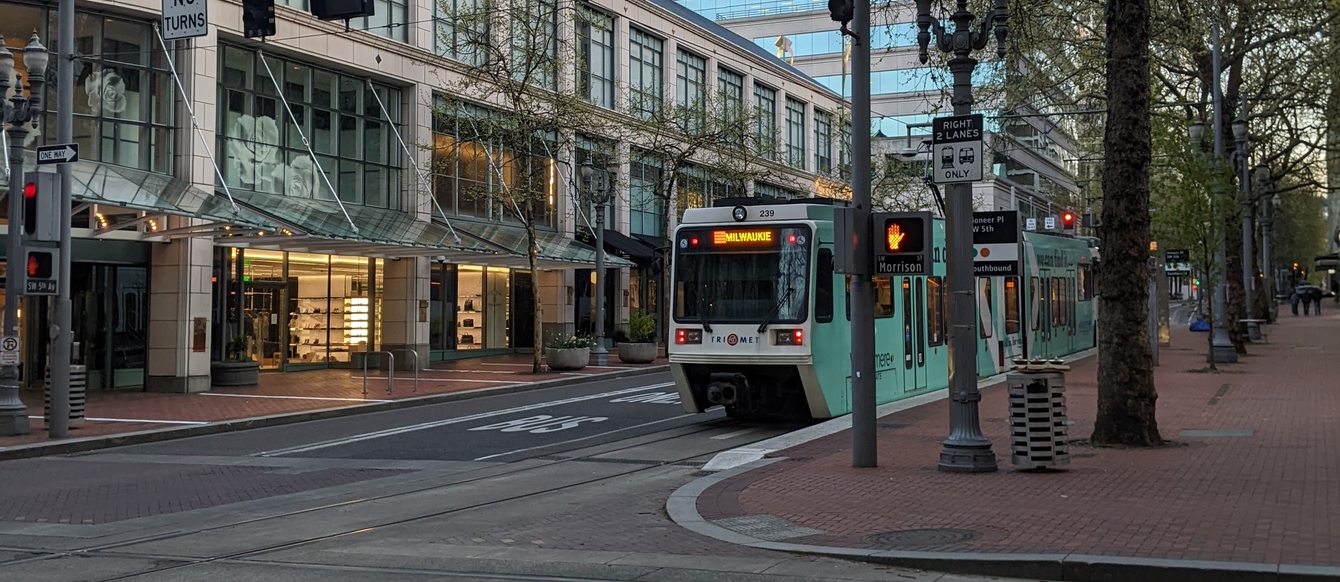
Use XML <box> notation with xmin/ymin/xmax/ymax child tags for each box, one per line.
<box><xmin>2</xmin><ymin>353</ymin><xmax>665</xmax><ymax>450</ymax></box>
<box><xmin>697</xmin><ymin>313</ymin><xmax>1340</xmax><ymax>569</ymax></box>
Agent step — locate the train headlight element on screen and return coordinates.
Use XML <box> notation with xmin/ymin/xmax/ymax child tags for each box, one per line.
<box><xmin>675</xmin><ymin>328</ymin><xmax>703</xmax><ymax>345</ymax></box>
<box><xmin>774</xmin><ymin>329</ymin><xmax>804</xmax><ymax>345</ymax></box>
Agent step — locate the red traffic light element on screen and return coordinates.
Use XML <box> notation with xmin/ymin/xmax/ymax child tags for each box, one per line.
<box><xmin>23</xmin><ymin>182</ymin><xmax>37</xmax><ymax>199</ymax></box>
<box><xmin>1061</xmin><ymin>211</ymin><xmax>1076</xmax><ymax>229</ymax></box>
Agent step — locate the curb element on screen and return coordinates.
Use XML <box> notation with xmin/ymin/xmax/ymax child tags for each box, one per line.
<box><xmin>668</xmin><ymin>459</ymin><xmax>1340</xmax><ymax>582</ymax></box>
<box><xmin>0</xmin><ymin>365</ymin><xmax>669</xmax><ymax>461</ymax></box>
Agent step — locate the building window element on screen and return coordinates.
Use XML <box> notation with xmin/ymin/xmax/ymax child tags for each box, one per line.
<box><xmin>814</xmin><ymin>110</ymin><xmax>833</xmax><ymax>175</ymax></box>
<box><xmin>676</xmin><ymin>49</ymin><xmax>707</xmax><ymax>129</ymax></box>
<box><xmin>754</xmin><ymin>182</ymin><xmax>799</xmax><ymax>200</ymax></box>
<box><xmin>629</xmin><ymin>150</ymin><xmax>665</xmax><ymax>237</ymax></box>
<box><xmin>628</xmin><ymin>28</ymin><xmax>663</xmax><ymax>120</ymax></box>
<box><xmin>8</xmin><ymin>12</ymin><xmax>176</xmax><ymax>174</ymax></box>
<box><xmin>431</xmin><ymin>96</ymin><xmax>558</xmax><ymax>227</ymax></box>
<box><xmin>785</xmin><ymin>98</ymin><xmax>806</xmax><ymax>170</ymax></box>
<box><xmin>576</xmin><ymin>6</ymin><xmax>615</xmax><ymax>109</ymax></box>
<box><xmin>678</xmin><ymin>165</ymin><xmax>742</xmax><ymax>217</ymax></box>
<box><xmin>434</xmin><ymin>0</ymin><xmax>489</xmax><ymax>66</ymax></box>
<box><xmin>217</xmin><ymin>45</ymin><xmax>402</xmax><ymax>209</ymax></box>
<box><xmin>754</xmin><ymin>84</ymin><xmax>777</xmax><ymax>161</ymax></box>
<box><xmin>718</xmin><ymin>67</ymin><xmax>744</xmax><ymax>113</ymax></box>
<box><xmin>510</xmin><ymin>0</ymin><xmax>559</xmax><ymax>90</ymax></box>
<box><xmin>351</xmin><ymin>0</ymin><xmax>408</xmax><ymax>42</ymax></box>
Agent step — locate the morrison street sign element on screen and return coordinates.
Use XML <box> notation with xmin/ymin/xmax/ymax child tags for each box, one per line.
<box><xmin>931</xmin><ymin>114</ymin><xmax>984</xmax><ymax>184</ymax></box>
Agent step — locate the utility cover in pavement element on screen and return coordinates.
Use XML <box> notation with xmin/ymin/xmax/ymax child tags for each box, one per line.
<box><xmin>712</xmin><ymin>515</ymin><xmax>823</xmax><ymax>541</ymax></box>
<box><xmin>867</xmin><ymin>528</ymin><xmax>980</xmax><ymax>548</ymax></box>
<box><xmin>1180</xmin><ymin>429</ymin><xmax>1255</xmax><ymax>438</ymax></box>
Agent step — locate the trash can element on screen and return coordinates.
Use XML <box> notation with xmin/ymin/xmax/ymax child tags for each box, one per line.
<box><xmin>1007</xmin><ymin>359</ymin><xmax>1069</xmax><ymax>470</ymax></box>
<box><xmin>44</xmin><ymin>365</ymin><xmax>87</xmax><ymax>428</ymax></box>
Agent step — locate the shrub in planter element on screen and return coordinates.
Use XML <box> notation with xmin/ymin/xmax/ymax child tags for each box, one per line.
<box><xmin>545</xmin><ymin>335</ymin><xmax>594</xmax><ymax>371</ymax></box>
<box><xmin>617</xmin><ymin>310</ymin><xmax>658</xmax><ymax>364</ymax></box>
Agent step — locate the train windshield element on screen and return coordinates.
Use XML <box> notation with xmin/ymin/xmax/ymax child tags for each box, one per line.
<box><xmin>673</xmin><ymin>225</ymin><xmax>811</xmax><ymax>324</ymax></box>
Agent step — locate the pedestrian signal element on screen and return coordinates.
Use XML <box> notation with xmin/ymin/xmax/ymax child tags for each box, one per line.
<box><xmin>882</xmin><ymin>216</ymin><xmax>925</xmax><ymax>254</ymax></box>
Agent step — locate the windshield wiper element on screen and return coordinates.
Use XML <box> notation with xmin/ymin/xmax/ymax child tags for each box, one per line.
<box><xmin>757</xmin><ymin>287</ymin><xmax>795</xmax><ymax>333</ymax></box>
<box><xmin>698</xmin><ymin>284</ymin><xmax>714</xmax><ymax>334</ymax></box>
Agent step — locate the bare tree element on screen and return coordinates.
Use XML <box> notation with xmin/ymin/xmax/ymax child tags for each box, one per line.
<box><xmin>432</xmin><ymin>0</ymin><xmax>606</xmax><ymax>373</ymax></box>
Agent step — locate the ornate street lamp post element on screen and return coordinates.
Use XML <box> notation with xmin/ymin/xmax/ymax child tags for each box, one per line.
<box><xmin>580</xmin><ymin>157</ymin><xmax>618</xmax><ymax>366</ymax></box>
<box><xmin>914</xmin><ymin>0</ymin><xmax>1006</xmax><ymax>473</ymax></box>
<box><xmin>1255</xmin><ymin>164</ymin><xmax>1275</xmax><ymax>322</ymax></box>
<box><xmin>0</xmin><ymin>32</ymin><xmax>49</xmax><ymax>436</ymax></box>
<box><xmin>1231</xmin><ymin>110</ymin><xmax>1254</xmax><ymax>328</ymax></box>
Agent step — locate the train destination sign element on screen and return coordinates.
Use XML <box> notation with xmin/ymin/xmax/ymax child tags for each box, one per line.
<box><xmin>932</xmin><ymin>114</ymin><xmax>984</xmax><ymax>184</ymax></box>
<box><xmin>712</xmin><ymin>229</ymin><xmax>774</xmax><ymax>246</ymax></box>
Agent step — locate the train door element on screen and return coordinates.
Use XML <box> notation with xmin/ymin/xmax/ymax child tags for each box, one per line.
<box><xmin>977</xmin><ymin>277</ymin><xmax>999</xmax><ymax>374</ymax></box>
<box><xmin>1028</xmin><ymin>275</ymin><xmax>1041</xmax><ymax>359</ymax></box>
<box><xmin>1039</xmin><ymin>276</ymin><xmax>1053</xmax><ymax>357</ymax></box>
<box><xmin>1003</xmin><ymin>276</ymin><xmax>1023</xmax><ymax>364</ymax></box>
<box><xmin>872</xmin><ymin>276</ymin><xmax>902</xmax><ymax>400</ymax></box>
<box><xmin>1067</xmin><ymin>273</ymin><xmax>1078</xmax><ymax>354</ymax></box>
<box><xmin>899</xmin><ymin>277</ymin><xmax>923</xmax><ymax>393</ymax></box>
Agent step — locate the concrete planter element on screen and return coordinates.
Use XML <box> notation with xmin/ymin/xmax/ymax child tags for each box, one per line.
<box><xmin>211</xmin><ymin>361</ymin><xmax>259</xmax><ymax>387</ymax></box>
<box><xmin>617</xmin><ymin>342</ymin><xmax>658</xmax><ymax>364</ymax></box>
<box><xmin>545</xmin><ymin>347</ymin><xmax>589</xmax><ymax>371</ymax></box>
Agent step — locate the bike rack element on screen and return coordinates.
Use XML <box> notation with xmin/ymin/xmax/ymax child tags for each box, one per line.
<box><xmin>362</xmin><ymin>351</ymin><xmax>395</xmax><ymax>397</ymax></box>
<box><xmin>388</xmin><ymin>348</ymin><xmax>421</xmax><ymax>393</ymax></box>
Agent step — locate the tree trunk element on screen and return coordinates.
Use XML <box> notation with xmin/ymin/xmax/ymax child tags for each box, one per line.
<box><xmin>658</xmin><ymin>171</ymin><xmax>679</xmax><ymax>345</ymax></box>
<box><xmin>1225</xmin><ymin>210</ymin><xmax>1246</xmax><ymax>354</ymax></box>
<box><xmin>1092</xmin><ymin>0</ymin><xmax>1162</xmax><ymax>447</ymax></box>
<box><xmin>526</xmin><ymin>222</ymin><xmax>544</xmax><ymax>374</ymax></box>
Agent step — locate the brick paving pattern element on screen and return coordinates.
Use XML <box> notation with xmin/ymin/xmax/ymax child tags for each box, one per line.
<box><xmin>0</xmin><ymin>458</ymin><xmax>407</xmax><ymax>524</ymax></box>
<box><xmin>2</xmin><ymin>354</ymin><xmax>665</xmax><ymax>449</ymax></box>
<box><xmin>698</xmin><ymin>312</ymin><xmax>1340</xmax><ymax>568</ymax></box>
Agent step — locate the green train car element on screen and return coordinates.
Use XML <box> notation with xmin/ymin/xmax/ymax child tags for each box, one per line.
<box><xmin>668</xmin><ymin>199</ymin><xmax>1097</xmax><ymax>421</ymax></box>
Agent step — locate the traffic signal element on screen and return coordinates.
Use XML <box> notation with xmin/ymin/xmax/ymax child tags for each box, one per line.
<box><xmin>243</xmin><ymin>0</ymin><xmax>276</xmax><ymax>38</ymax></box>
<box><xmin>882</xmin><ymin>215</ymin><xmax>925</xmax><ymax>254</ymax></box>
<box><xmin>871</xmin><ymin>212</ymin><xmax>932</xmax><ymax>275</ymax></box>
<box><xmin>827</xmin><ymin>0</ymin><xmax>853</xmax><ymax>24</ymax></box>
<box><xmin>21</xmin><ymin>171</ymin><xmax>61</xmax><ymax>243</ymax></box>
<box><xmin>21</xmin><ymin>248</ymin><xmax>59</xmax><ymax>295</ymax></box>
<box><xmin>1061</xmin><ymin>210</ymin><xmax>1076</xmax><ymax>230</ymax></box>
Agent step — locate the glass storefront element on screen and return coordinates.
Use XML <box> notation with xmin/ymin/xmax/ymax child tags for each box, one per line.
<box><xmin>215</xmin><ymin>248</ymin><xmax>383</xmax><ymax>370</ymax></box>
<box><xmin>429</xmin><ymin>263</ymin><xmax>524</xmax><ymax>357</ymax></box>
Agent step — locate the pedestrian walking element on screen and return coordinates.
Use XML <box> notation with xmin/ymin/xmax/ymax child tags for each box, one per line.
<box><xmin>1310</xmin><ymin>286</ymin><xmax>1323</xmax><ymax>315</ymax></box>
<box><xmin>1291</xmin><ymin>288</ymin><xmax>1300</xmax><ymax>316</ymax></box>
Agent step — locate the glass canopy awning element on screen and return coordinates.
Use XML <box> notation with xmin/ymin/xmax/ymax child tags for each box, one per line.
<box><xmin>450</xmin><ymin>219</ymin><xmax>635</xmax><ymax>269</ymax></box>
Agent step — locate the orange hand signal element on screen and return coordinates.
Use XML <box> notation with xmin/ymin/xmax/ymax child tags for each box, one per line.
<box><xmin>886</xmin><ymin>223</ymin><xmax>906</xmax><ymax>251</ymax></box>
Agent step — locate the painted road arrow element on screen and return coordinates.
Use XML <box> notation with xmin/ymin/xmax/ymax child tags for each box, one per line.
<box><xmin>36</xmin><ymin>144</ymin><xmax>79</xmax><ymax>165</ymax></box>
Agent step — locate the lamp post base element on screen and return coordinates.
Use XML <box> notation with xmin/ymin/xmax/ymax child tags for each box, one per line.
<box><xmin>0</xmin><ymin>407</ymin><xmax>31</xmax><ymax>436</ymax></box>
<box><xmin>1212</xmin><ymin>343</ymin><xmax>1238</xmax><ymax>364</ymax></box>
<box><xmin>589</xmin><ymin>346</ymin><xmax>609</xmax><ymax>366</ymax></box>
<box><xmin>937</xmin><ymin>443</ymin><xmax>998</xmax><ymax>473</ymax></box>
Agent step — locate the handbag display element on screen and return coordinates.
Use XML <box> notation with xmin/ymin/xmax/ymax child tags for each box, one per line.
<box><xmin>464</xmin><ymin>299</ymin><xmax>475</xmax><ymax>311</ymax></box>
<box><xmin>460</xmin><ymin>334</ymin><xmax>475</xmax><ymax>344</ymax></box>
<box><xmin>462</xmin><ymin>318</ymin><xmax>474</xmax><ymax>328</ymax></box>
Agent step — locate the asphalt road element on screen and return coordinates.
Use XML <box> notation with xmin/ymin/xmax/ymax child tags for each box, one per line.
<box><xmin>0</xmin><ymin>370</ymin><xmax>1043</xmax><ymax>582</ymax></box>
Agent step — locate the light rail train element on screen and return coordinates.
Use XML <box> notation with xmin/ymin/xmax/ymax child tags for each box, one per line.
<box><xmin>668</xmin><ymin>199</ymin><xmax>1097</xmax><ymax>421</ymax></box>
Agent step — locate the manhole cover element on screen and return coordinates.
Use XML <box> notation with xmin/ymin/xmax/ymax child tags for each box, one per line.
<box><xmin>866</xmin><ymin>528</ymin><xmax>980</xmax><ymax>548</ymax></box>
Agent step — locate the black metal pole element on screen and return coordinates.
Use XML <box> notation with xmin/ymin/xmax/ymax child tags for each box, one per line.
<box><xmin>849</xmin><ymin>0</ymin><xmax>877</xmax><ymax>468</ymax></box>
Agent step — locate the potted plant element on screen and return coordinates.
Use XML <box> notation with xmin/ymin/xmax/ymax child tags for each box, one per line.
<box><xmin>617</xmin><ymin>310</ymin><xmax>658</xmax><ymax>364</ymax></box>
<box><xmin>545</xmin><ymin>335</ymin><xmax>594</xmax><ymax>371</ymax></box>
<box><xmin>211</xmin><ymin>336</ymin><xmax>260</xmax><ymax>387</ymax></box>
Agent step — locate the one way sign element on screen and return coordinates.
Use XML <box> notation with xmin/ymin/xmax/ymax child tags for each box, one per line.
<box><xmin>36</xmin><ymin>143</ymin><xmax>79</xmax><ymax>165</ymax></box>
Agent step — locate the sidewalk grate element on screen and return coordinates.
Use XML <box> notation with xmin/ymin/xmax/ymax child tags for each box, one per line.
<box><xmin>712</xmin><ymin>514</ymin><xmax>823</xmax><ymax>541</ymax></box>
<box><xmin>1180</xmin><ymin>428</ymin><xmax>1254</xmax><ymax>438</ymax></box>
<box><xmin>866</xmin><ymin>528</ymin><xmax>980</xmax><ymax>548</ymax></box>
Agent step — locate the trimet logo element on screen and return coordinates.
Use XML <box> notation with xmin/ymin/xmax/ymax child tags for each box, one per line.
<box><xmin>712</xmin><ymin>334</ymin><xmax>756</xmax><ymax>346</ymax></box>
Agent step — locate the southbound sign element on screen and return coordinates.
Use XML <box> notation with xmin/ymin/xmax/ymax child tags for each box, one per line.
<box><xmin>932</xmin><ymin>114</ymin><xmax>984</xmax><ymax>184</ymax></box>
<box><xmin>972</xmin><ymin>210</ymin><xmax>1020</xmax><ymax>276</ymax></box>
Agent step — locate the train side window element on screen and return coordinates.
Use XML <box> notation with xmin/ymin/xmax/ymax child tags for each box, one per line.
<box><xmin>1050</xmin><ymin>278</ymin><xmax>1061</xmax><ymax>327</ymax></box>
<box><xmin>1070</xmin><ymin>278</ymin><xmax>1078</xmax><ymax>329</ymax></box>
<box><xmin>816</xmin><ymin>249</ymin><xmax>834</xmax><ymax>323</ymax></box>
<box><xmin>1004</xmin><ymin>277</ymin><xmax>1020</xmax><ymax>334</ymax></box>
<box><xmin>873</xmin><ymin>277</ymin><xmax>893</xmax><ymax>318</ymax></box>
<box><xmin>979</xmin><ymin>277</ymin><xmax>993</xmax><ymax>339</ymax></box>
<box><xmin>927</xmin><ymin>276</ymin><xmax>945</xmax><ymax>346</ymax></box>
<box><xmin>1079</xmin><ymin>264</ymin><xmax>1095</xmax><ymax>301</ymax></box>
<box><xmin>1030</xmin><ymin>276</ymin><xmax>1040</xmax><ymax>331</ymax></box>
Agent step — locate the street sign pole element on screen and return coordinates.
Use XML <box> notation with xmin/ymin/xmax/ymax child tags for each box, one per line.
<box><xmin>50</xmin><ymin>0</ymin><xmax>76</xmax><ymax>438</ymax></box>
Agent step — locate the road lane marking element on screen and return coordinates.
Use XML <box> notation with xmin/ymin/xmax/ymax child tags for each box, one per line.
<box><xmin>472</xmin><ymin>414</ymin><xmax>693</xmax><ymax>461</ymax></box>
<box><xmin>200</xmin><ymin>393</ymin><xmax>393</xmax><ymax>403</ymax></box>
<box><xmin>710</xmin><ymin>428</ymin><xmax>761</xmax><ymax>440</ymax></box>
<box><xmin>255</xmin><ymin>382</ymin><xmax>675</xmax><ymax>457</ymax></box>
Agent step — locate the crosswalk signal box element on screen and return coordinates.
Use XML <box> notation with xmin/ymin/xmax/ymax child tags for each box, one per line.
<box><xmin>23</xmin><ymin>248</ymin><xmax>59</xmax><ymax>296</ymax></box>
